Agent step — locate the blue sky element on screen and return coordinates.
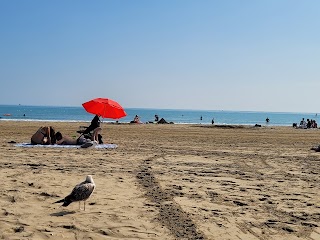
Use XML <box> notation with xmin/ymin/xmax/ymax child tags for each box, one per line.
<box><xmin>0</xmin><ymin>1</ymin><xmax>319</xmax><ymax>113</ymax></box>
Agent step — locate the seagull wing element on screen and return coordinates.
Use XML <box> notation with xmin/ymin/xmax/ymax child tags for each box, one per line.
<box><xmin>68</xmin><ymin>182</ymin><xmax>95</xmax><ymax>202</ymax></box>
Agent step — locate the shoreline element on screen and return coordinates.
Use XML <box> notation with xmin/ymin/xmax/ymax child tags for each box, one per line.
<box><xmin>0</xmin><ymin>121</ymin><xmax>319</xmax><ymax>239</ymax></box>
<box><xmin>1</xmin><ymin>105</ymin><xmax>318</xmax><ymax>126</ymax></box>
<box><xmin>0</xmin><ymin>118</ymin><xmax>300</xmax><ymax>127</ymax></box>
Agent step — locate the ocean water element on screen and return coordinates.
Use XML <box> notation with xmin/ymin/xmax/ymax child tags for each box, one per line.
<box><xmin>0</xmin><ymin>104</ymin><xmax>318</xmax><ymax>126</ymax></box>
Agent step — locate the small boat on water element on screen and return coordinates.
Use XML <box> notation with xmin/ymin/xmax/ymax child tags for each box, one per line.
<box><xmin>3</xmin><ymin>113</ymin><xmax>11</xmax><ymax>116</ymax></box>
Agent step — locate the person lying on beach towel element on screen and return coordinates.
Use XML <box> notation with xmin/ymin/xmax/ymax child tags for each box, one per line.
<box><xmin>56</xmin><ymin>127</ymin><xmax>102</xmax><ymax>146</ymax></box>
<box><xmin>55</xmin><ymin>132</ymin><xmax>98</xmax><ymax>148</ymax></box>
<box><xmin>55</xmin><ymin>132</ymin><xmax>90</xmax><ymax>145</ymax></box>
<box><xmin>31</xmin><ymin>126</ymin><xmax>56</xmax><ymax>145</ymax></box>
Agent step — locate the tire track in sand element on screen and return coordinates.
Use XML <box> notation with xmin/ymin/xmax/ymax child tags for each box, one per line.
<box><xmin>136</xmin><ymin>156</ymin><xmax>205</xmax><ymax>240</ymax></box>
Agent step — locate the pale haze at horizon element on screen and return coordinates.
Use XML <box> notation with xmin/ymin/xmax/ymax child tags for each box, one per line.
<box><xmin>0</xmin><ymin>1</ymin><xmax>319</xmax><ymax>113</ymax></box>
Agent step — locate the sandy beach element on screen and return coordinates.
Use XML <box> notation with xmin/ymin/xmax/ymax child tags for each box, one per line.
<box><xmin>0</xmin><ymin>121</ymin><xmax>319</xmax><ymax>240</ymax></box>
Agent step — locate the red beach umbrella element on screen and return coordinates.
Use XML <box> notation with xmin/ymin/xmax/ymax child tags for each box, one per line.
<box><xmin>82</xmin><ymin>98</ymin><xmax>127</xmax><ymax>119</ymax></box>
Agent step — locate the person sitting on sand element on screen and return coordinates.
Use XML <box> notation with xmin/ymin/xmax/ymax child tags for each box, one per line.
<box><xmin>132</xmin><ymin>115</ymin><xmax>142</xmax><ymax>124</ymax></box>
<box><xmin>299</xmin><ymin>118</ymin><xmax>307</xmax><ymax>129</ymax></box>
<box><xmin>83</xmin><ymin>115</ymin><xmax>101</xmax><ymax>134</ymax></box>
<box><xmin>78</xmin><ymin>115</ymin><xmax>103</xmax><ymax>143</ymax></box>
<box><xmin>312</xmin><ymin>120</ymin><xmax>318</xmax><ymax>128</ymax></box>
<box><xmin>31</xmin><ymin>126</ymin><xmax>56</xmax><ymax>145</ymax></box>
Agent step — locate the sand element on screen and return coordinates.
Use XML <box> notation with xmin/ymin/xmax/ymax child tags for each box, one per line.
<box><xmin>0</xmin><ymin>121</ymin><xmax>319</xmax><ymax>240</ymax></box>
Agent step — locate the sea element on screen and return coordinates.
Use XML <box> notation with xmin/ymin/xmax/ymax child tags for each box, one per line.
<box><xmin>0</xmin><ymin>105</ymin><xmax>318</xmax><ymax>126</ymax></box>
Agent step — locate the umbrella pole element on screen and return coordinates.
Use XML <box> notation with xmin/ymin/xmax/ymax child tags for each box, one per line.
<box><xmin>101</xmin><ymin>105</ymin><xmax>106</xmax><ymax>123</ymax></box>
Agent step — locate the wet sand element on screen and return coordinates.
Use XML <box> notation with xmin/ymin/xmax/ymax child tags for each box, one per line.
<box><xmin>0</xmin><ymin>121</ymin><xmax>319</xmax><ymax>240</ymax></box>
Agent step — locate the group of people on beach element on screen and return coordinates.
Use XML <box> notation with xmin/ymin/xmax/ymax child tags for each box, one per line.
<box><xmin>297</xmin><ymin>118</ymin><xmax>318</xmax><ymax>129</ymax></box>
<box><xmin>30</xmin><ymin>115</ymin><xmax>103</xmax><ymax>148</ymax></box>
<box><xmin>130</xmin><ymin>114</ymin><xmax>164</xmax><ymax>124</ymax></box>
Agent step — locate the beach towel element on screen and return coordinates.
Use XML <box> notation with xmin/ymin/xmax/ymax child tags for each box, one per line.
<box><xmin>14</xmin><ymin>143</ymin><xmax>117</xmax><ymax>149</ymax></box>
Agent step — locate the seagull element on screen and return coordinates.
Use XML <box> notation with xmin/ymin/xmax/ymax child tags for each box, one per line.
<box><xmin>54</xmin><ymin>175</ymin><xmax>95</xmax><ymax>210</ymax></box>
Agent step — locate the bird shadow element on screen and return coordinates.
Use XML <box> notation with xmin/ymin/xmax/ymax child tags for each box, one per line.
<box><xmin>50</xmin><ymin>211</ymin><xmax>76</xmax><ymax>217</ymax></box>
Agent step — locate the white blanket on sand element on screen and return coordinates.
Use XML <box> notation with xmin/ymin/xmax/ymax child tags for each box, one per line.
<box><xmin>15</xmin><ymin>143</ymin><xmax>117</xmax><ymax>149</ymax></box>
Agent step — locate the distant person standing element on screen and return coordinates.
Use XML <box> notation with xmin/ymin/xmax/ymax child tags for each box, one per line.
<box><xmin>266</xmin><ymin>117</ymin><xmax>270</xmax><ymax>123</ymax></box>
<box><xmin>211</xmin><ymin>118</ymin><xmax>215</xmax><ymax>124</ymax></box>
<box><xmin>200</xmin><ymin>116</ymin><xmax>202</xmax><ymax>121</ymax></box>
<box><xmin>154</xmin><ymin>114</ymin><xmax>159</xmax><ymax>122</ymax></box>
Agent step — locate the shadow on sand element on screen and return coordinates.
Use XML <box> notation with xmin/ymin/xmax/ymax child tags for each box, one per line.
<box><xmin>50</xmin><ymin>211</ymin><xmax>76</xmax><ymax>217</ymax></box>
